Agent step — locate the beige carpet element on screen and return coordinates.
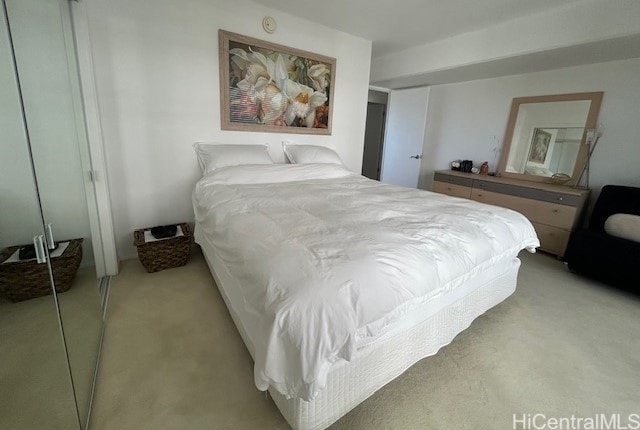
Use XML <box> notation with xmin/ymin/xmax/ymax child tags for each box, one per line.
<box><xmin>58</xmin><ymin>266</ymin><xmax>104</xmax><ymax>428</ymax></box>
<box><xmin>0</xmin><ymin>266</ymin><xmax>103</xmax><ymax>430</ymax></box>
<box><xmin>90</xmin><ymin>250</ymin><xmax>640</xmax><ymax>430</ymax></box>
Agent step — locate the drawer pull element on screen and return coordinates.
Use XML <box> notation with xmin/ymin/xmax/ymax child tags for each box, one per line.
<box><xmin>557</xmin><ymin>197</ymin><xmax>564</xmax><ymax>201</ymax></box>
<box><xmin>552</xmin><ymin>209</ymin><xmax>559</xmax><ymax>213</ymax></box>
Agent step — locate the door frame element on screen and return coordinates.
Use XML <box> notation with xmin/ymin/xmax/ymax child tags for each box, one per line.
<box><xmin>68</xmin><ymin>1</ymin><xmax>118</xmax><ymax>276</ymax></box>
<box><xmin>368</xmin><ymin>86</ymin><xmax>391</xmax><ymax>180</ymax></box>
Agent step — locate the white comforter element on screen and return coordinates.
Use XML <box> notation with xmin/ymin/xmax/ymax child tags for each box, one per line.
<box><xmin>193</xmin><ymin>164</ymin><xmax>539</xmax><ymax>401</ymax></box>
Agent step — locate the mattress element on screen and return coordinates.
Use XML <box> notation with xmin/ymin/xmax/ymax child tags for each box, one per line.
<box><xmin>196</xmin><ymin>227</ymin><xmax>517</xmax><ymax>354</ymax></box>
<box><xmin>197</xmin><ymin>227</ymin><xmax>521</xmax><ymax>429</ymax></box>
<box><xmin>193</xmin><ymin>163</ymin><xmax>539</xmax><ymax>402</ymax></box>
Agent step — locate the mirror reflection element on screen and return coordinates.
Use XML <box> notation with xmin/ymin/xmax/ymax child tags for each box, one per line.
<box><xmin>505</xmin><ymin>100</ymin><xmax>590</xmax><ymax>178</ymax></box>
<box><xmin>1</xmin><ymin>0</ymin><xmax>105</xmax><ymax>428</ymax></box>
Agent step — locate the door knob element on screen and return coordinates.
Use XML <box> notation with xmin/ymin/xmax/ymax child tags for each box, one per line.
<box><xmin>409</xmin><ymin>154</ymin><xmax>423</xmax><ymax>159</ymax></box>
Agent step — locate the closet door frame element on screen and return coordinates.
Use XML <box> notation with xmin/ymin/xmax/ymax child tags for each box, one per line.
<box><xmin>57</xmin><ymin>0</ymin><xmax>106</xmax><ymax>278</ymax></box>
<box><xmin>67</xmin><ymin>0</ymin><xmax>118</xmax><ymax>276</ymax></box>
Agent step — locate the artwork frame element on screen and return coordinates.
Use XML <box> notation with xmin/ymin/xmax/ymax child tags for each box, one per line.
<box><xmin>219</xmin><ymin>30</ymin><xmax>336</xmax><ymax>135</ymax></box>
<box><xmin>528</xmin><ymin>128</ymin><xmax>552</xmax><ymax>164</ymax></box>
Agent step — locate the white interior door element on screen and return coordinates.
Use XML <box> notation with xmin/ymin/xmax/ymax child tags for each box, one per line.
<box><xmin>380</xmin><ymin>87</ymin><xmax>430</xmax><ymax>188</ymax></box>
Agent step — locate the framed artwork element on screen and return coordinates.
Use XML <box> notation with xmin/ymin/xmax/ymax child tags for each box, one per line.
<box><xmin>528</xmin><ymin>128</ymin><xmax>552</xmax><ymax>163</ymax></box>
<box><xmin>219</xmin><ymin>30</ymin><xmax>336</xmax><ymax>135</ymax></box>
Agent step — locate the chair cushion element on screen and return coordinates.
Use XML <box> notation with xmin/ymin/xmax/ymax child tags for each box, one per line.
<box><xmin>604</xmin><ymin>213</ymin><xmax>640</xmax><ymax>243</ymax></box>
<box><xmin>590</xmin><ymin>185</ymin><xmax>640</xmax><ymax>232</ymax></box>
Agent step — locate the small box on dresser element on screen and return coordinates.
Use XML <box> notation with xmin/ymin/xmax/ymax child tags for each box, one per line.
<box><xmin>133</xmin><ymin>223</ymin><xmax>193</xmax><ymax>273</ymax></box>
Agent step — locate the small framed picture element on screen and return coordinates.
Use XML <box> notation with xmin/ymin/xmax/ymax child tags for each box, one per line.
<box><xmin>528</xmin><ymin>128</ymin><xmax>552</xmax><ymax>163</ymax></box>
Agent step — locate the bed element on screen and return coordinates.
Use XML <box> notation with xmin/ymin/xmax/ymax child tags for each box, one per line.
<box><xmin>192</xmin><ymin>163</ymin><xmax>539</xmax><ymax>429</ymax></box>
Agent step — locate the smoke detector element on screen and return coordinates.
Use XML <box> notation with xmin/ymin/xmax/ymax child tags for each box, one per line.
<box><xmin>262</xmin><ymin>16</ymin><xmax>277</xmax><ymax>34</ymax></box>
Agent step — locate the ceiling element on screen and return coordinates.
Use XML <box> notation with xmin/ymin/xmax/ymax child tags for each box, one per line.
<box><xmin>251</xmin><ymin>0</ymin><xmax>585</xmax><ymax>57</ymax></box>
<box><xmin>372</xmin><ymin>34</ymin><xmax>640</xmax><ymax>89</ymax></box>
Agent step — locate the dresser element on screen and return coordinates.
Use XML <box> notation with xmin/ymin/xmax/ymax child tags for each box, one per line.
<box><xmin>432</xmin><ymin>170</ymin><xmax>590</xmax><ymax>257</ymax></box>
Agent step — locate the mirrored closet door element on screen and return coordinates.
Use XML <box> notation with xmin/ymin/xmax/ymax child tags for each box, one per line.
<box><xmin>1</xmin><ymin>0</ymin><xmax>106</xmax><ymax>428</ymax></box>
<box><xmin>0</xmin><ymin>8</ymin><xmax>78</xmax><ymax>427</ymax></box>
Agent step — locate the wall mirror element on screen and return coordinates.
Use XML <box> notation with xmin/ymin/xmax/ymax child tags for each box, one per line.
<box><xmin>497</xmin><ymin>92</ymin><xmax>603</xmax><ymax>186</ymax></box>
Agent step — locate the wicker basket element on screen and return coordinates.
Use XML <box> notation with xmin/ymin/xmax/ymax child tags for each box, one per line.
<box><xmin>134</xmin><ymin>223</ymin><xmax>193</xmax><ymax>273</ymax></box>
<box><xmin>0</xmin><ymin>238</ymin><xmax>83</xmax><ymax>302</ymax></box>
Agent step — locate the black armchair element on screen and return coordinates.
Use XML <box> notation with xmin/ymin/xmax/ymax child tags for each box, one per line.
<box><xmin>564</xmin><ymin>185</ymin><xmax>640</xmax><ymax>289</ymax></box>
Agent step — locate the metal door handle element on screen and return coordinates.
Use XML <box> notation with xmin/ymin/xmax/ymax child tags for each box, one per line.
<box><xmin>409</xmin><ymin>154</ymin><xmax>423</xmax><ymax>159</ymax></box>
<box><xmin>33</xmin><ymin>235</ymin><xmax>47</xmax><ymax>264</ymax></box>
<box><xmin>45</xmin><ymin>223</ymin><xmax>56</xmax><ymax>250</ymax></box>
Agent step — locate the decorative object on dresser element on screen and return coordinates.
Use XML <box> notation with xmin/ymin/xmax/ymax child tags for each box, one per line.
<box><xmin>564</xmin><ymin>185</ymin><xmax>640</xmax><ymax>289</ymax></box>
<box><xmin>133</xmin><ymin>223</ymin><xmax>193</xmax><ymax>273</ymax></box>
<box><xmin>576</xmin><ymin>125</ymin><xmax>604</xmax><ymax>188</ymax></box>
<box><xmin>432</xmin><ymin>171</ymin><xmax>589</xmax><ymax>257</ymax></box>
<box><xmin>452</xmin><ymin>159</ymin><xmax>474</xmax><ymax>172</ymax></box>
<box><xmin>479</xmin><ymin>162</ymin><xmax>489</xmax><ymax>175</ymax></box>
<box><xmin>497</xmin><ymin>92</ymin><xmax>603</xmax><ymax>187</ymax></box>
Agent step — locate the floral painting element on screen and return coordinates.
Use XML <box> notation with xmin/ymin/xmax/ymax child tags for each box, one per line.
<box><xmin>219</xmin><ymin>30</ymin><xmax>335</xmax><ymax>135</ymax></box>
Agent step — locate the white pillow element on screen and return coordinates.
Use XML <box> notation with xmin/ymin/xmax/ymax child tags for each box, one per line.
<box><xmin>193</xmin><ymin>143</ymin><xmax>273</xmax><ymax>174</ymax></box>
<box><xmin>282</xmin><ymin>141</ymin><xmax>343</xmax><ymax>165</ymax></box>
<box><xmin>604</xmin><ymin>213</ymin><xmax>640</xmax><ymax>243</ymax></box>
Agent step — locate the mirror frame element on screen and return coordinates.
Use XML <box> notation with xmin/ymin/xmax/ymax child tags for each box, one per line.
<box><xmin>497</xmin><ymin>91</ymin><xmax>603</xmax><ymax>187</ymax></box>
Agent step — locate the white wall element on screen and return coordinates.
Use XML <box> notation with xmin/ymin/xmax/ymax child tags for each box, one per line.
<box><xmin>85</xmin><ymin>0</ymin><xmax>372</xmax><ymax>258</ymax></box>
<box><xmin>419</xmin><ymin>58</ymin><xmax>640</xmax><ymax>197</ymax></box>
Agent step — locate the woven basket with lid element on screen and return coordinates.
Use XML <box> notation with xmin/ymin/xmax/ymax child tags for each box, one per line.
<box><xmin>133</xmin><ymin>223</ymin><xmax>193</xmax><ymax>273</ymax></box>
<box><xmin>0</xmin><ymin>238</ymin><xmax>83</xmax><ymax>302</ymax></box>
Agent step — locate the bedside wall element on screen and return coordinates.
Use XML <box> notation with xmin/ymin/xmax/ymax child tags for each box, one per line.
<box><xmin>83</xmin><ymin>0</ymin><xmax>372</xmax><ymax>259</ymax></box>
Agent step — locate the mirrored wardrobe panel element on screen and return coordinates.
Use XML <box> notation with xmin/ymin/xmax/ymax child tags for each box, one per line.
<box><xmin>1</xmin><ymin>0</ymin><xmax>107</xmax><ymax>428</ymax></box>
<box><xmin>0</xmin><ymin>9</ymin><xmax>79</xmax><ymax>428</ymax></box>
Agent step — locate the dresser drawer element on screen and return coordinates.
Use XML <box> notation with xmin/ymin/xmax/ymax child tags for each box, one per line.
<box><xmin>532</xmin><ymin>222</ymin><xmax>571</xmax><ymax>256</ymax></box>
<box><xmin>472</xmin><ymin>179</ymin><xmax>583</xmax><ymax>206</ymax></box>
<box><xmin>470</xmin><ymin>189</ymin><xmax>576</xmax><ymax>229</ymax></box>
<box><xmin>433</xmin><ymin>172</ymin><xmax>474</xmax><ymax>188</ymax></box>
<box><xmin>432</xmin><ymin>181</ymin><xmax>472</xmax><ymax>199</ymax></box>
